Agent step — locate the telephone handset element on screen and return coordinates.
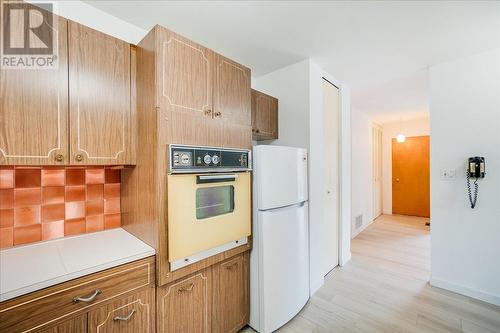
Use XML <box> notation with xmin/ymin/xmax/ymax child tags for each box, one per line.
<box><xmin>467</xmin><ymin>157</ymin><xmax>485</xmax><ymax>209</ymax></box>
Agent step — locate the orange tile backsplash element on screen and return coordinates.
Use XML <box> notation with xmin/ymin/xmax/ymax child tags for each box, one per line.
<box><xmin>0</xmin><ymin>166</ymin><xmax>122</xmax><ymax>249</ymax></box>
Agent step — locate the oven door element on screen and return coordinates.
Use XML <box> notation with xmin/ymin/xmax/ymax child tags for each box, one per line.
<box><xmin>167</xmin><ymin>172</ymin><xmax>251</xmax><ymax>263</ymax></box>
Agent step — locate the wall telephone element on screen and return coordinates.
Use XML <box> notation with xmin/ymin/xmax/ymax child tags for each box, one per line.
<box><xmin>467</xmin><ymin>157</ymin><xmax>485</xmax><ymax>209</ymax></box>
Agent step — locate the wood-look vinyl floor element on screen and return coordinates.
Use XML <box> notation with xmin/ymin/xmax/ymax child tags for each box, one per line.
<box><xmin>241</xmin><ymin>214</ymin><xmax>500</xmax><ymax>333</ymax></box>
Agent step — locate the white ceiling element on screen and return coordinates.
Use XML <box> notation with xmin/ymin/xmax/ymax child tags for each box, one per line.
<box><xmin>85</xmin><ymin>0</ymin><xmax>500</xmax><ymax>123</ymax></box>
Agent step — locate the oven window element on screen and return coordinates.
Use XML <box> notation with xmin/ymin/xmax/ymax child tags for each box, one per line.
<box><xmin>196</xmin><ymin>186</ymin><xmax>235</xmax><ymax>219</ymax></box>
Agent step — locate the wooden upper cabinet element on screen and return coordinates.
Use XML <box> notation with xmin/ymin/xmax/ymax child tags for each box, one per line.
<box><xmin>157</xmin><ymin>270</ymin><xmax>212</xmax><ymax>333</ymax></box>
<box><xmin>157</xmin><ymin>26</ymin><xmax>220</xmax><ymax>147</ymax></box>
<box><xmin>155</xmin><ymin>26</ymin><xmax>251</xmax><ymax>148</ymax></box>
<box><xmin>212</xmin><ymin>253</ymin><xmax>249</xmax><ymax>333</ymax></box>
<box><xmin>251</xmin><ymin>89</ymin><xmax>278</xmax><ymax>140</ymax></box>
<box><xmin>0</xmin><ymin>7</ymin><xmax>68</xmax><ymax>165</ymax></box>
<box><xmin>213</xmin><ymin>54</ymin><xmax>252</xmax><ymax>149</ymax></box>
<box><xmin>68</xmin><ymin>22</ymin><xmax>134</xmax><ymax>165</ymax></box>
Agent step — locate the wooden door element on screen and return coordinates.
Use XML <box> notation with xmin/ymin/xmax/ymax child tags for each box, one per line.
<box><xmin>38</xmin><ymin>315</ymin><xmax>87</xmax><ymax>333</ymax></box>
<box><xmin>157</xmin><ymin>27</ymin><xmax>219</xmax><ymax>146</ymax></box>
<box><xmin>157</xmin><ymin>270</ymin><xmax>212</xmax><ymax>333</ymax></box>
<box><xmin>87</xmin><ymin>288</ymin><xmax>154</xmax><ymax>333</ymax></box>
<box><xmin>0</xmin><ymin>5</ymin><xmax>68</xmax><ymax>165</ymax></box>
<box><xmin>212</xmin><ymin>253</ymin><xmax>249</xmax><ymax>333</ymax></box>
<box><xmin>251</xmin><ymin>89</ymin><xmax>278</xmax><ymax>140</ymax></box>
<box><xmin>68</xmin><ymin>22</ymin><xmax>133</xmax><ymax>165</ymax></box>
<box><xmin>322</xmin><ymin>79</ymin><xmax>339</xmax><ymax>274</ymax></box>
<box><xmin>213</xmin><ymin>54</ymin><xmax>252</xmax><ymax>149</ymax></box>
<box><xmin>392</xmin><ymin>135</ymin><xmax>430</xmax><ymax>217</ymax></box>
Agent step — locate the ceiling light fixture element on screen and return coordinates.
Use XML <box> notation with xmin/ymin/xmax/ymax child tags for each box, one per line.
<box><xmin>397</xmin><ymin>116</ymin><xmax>406</xmax><ymax>143</ymax></box>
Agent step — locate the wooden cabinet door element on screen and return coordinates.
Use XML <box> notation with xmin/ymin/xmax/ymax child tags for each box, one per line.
<box><xmin>157</xmin><ymin>27</ymin><xmax>220</xmax><ymax>147</ymax></box>
<box><xmin>212</xmin><ymin>253</ymin><xmax>249</xmax><ymax>333</ymax></box>
<box><xmin>37</xmin><ymin>315</ymin><xmax>87</xmax><ymax>333</ymax></box>
<box><xmin>157</xmin><ymin>270</ymin><xmax>212</xmax><ymax>333</ymax></box>
<box><xmin>68</xmin><ymin>22</ymin><xmax>133</xmax><ymax>165</ymax></box>
<box><xmin>0</xmin><ymin>6</ymin><xmax>68</xmax><ymax>165</ymax></box>
<box><xmin>251</xmin><ymin>89</ymin><xmax>278</xmax><ymax>140</ymax></box>
<box><xmin>87</xmin><ymin>288</ymin><xmax>154</xmax><ymax>333</ymax></box>
<box><xmin>213</xmin><ymin>54</ymin><xmax>251</xmax><ymax>149</ymax></box>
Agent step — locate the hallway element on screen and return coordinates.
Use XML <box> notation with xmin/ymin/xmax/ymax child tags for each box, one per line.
<box><xmin>243</xmin><ymin>215</ymin><xmax>500</xmax><ymax>332</ymax></box>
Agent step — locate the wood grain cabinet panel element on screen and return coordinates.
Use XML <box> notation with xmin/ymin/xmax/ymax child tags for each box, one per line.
<box><xmin>0</xmin><ymin>257</ymin><xmax>154</xmax><ymax>333</ymax></box>
<box><xmin>68</xmin><ymin>22</ymin><xmax>134</xmax><ymax>165</ymax></box>
<box><xmin>0</xmin><ymin>5</ymin><xmax>68</xmax><ymax>165</ymax></box>
<box><xmin>214</xmin><ymin>54</ymin><xmax>252</xmax><ymax>149</ymax></box>
<box><xmin>87</xmin><ymin>288</ymin><xmax>154</xmax><ymax>333</ymax></box>
<box><xmin>37</xmin><ymin>315</ymin><xmax>87</xmax><ymax>333</ymax></box>
<box><xmin>157</xmin><ymin>269</ymin><xmax>212</xmax><ymax>333</ymax></box>
<box><xmin>251</xmin><ymin>89</ymin><xmax>278</xmax><ymax>140</ymax></box>
<box><xmin>212</xmin><ymin>253</ymin><xmax>249</xmax><ymax>333</ymax></box>
<box><xmin>157</xmin><ymin>27</ymin><xmax>220</xmax><ymax>147</ymax></box>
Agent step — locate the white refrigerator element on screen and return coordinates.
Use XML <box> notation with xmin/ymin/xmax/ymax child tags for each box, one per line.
<box><xmin>250</xmin><ymin>145</ymin><xmax>309</xmax><ymax>333</ymax></box>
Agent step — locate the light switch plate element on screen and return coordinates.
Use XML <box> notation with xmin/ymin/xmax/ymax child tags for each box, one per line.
<box><xmin>440</xmin><ymin>168</ymin><xmax>456</xmax><ymax>180</ymax></box>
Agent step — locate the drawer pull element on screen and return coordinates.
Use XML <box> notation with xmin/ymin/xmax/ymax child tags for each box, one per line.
<box><xmin>73</xmin><ymin>289</ymin><xmax>101</xmax><ymax>303</ymax></box>
<box><xmin>114</xmin><ymin>309</ymin><xmax>136</xmax><ymax>322</ymax></box>
<box><xmin>178</xmin><ymin>283</ymin><xmax>194</xmax><ymax>292</ymax></box>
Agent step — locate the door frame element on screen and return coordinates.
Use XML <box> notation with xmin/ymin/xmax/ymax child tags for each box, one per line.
<box><xmin>321</xmin><ymin>77</ymin><xmax>341</xmax><ymax>275</ymax></box>
<box><xmin>372</xmin><ymin>124</ymin><xmax>383</xmax><ymax>219</ymax></box>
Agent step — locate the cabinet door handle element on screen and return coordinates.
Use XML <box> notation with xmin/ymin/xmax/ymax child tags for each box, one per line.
<box><xmin>178</xmin><ymin>283</ymin><xmax>194</xmax><ymax>292</ymax></box>
<box><xmin>75</xmin><ymin>154</ymin><xmax>84</xmax><ymax>162</ymax></box>
<box><xmin>73</xmin><ymin>289</ymin><xmax>101</xmax><ymax>303</ymax></box>
<box><xmin>225</xmin><ymin>262</ymin><xmax>238</xmax><ymax>270</ymax></box>
<box><xmin>55</xmin><ymin>153</ymin><xmax>64</xmax><ymax>162</ymax></box>
<box><xmin>214</xmin><ymin>111</ymin><xmax>222</xmax><ymax>118</ymax></box>
<box><xmin>204</xmin><ymin>109</ymin><xmax>212</xmax><ymax>116</ymax></box>
<box><xmin>113</xmin><ymin>309</ymin><xmax>136</xmax><ymax>322</ymax></box>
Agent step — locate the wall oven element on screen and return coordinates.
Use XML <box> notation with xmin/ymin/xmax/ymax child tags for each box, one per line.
<box><xmin>167</xmin><ymin>145</ymin><xmax>252</xmax><ymax>270</ymax></box>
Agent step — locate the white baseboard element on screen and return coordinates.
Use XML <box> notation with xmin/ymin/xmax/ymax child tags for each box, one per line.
<box><xmin>430</xmin><ymin>277</ymin><xmax>500</xmax><ymax>306</ymax></box>
<box><xmin>340</xmin><ymin>251</ymin><xmax>351</xmax><ymax>266</ymax></box>
<box><xmin>310</xmin><ymin>277</ymin><xmax>324</xmax><ymax>296</ymax></box>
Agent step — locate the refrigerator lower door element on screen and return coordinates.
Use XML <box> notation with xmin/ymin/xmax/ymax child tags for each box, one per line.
<box><xmin>253</xmin><ymin>201</ymin><xmax>309</xmax><ymax>333</ymax></box>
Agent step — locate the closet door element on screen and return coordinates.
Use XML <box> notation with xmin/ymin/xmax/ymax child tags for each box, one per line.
<box><xmin>68</xmin><ymin>22</ymin><xmax>133</xmax><ymax>165</ymax></box>
<box><xmin>0</xmin><ymin>4</ymin><xmax>68</xmax><ymax>165</ymax></box>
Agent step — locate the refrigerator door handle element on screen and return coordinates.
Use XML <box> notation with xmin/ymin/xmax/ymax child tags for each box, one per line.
<box><xmin>259</xmin><ymin>201</ymin><xmax>306</xmax><ymax>212</ymax></box>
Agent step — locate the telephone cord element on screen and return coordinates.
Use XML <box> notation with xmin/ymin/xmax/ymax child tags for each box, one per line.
<box><xmin>467</xmin><ymin>172</ymin><xmax>479</xmax><ymax>209</ymax></box>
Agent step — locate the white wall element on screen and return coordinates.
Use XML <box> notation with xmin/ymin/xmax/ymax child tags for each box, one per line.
<box><xmin>351</xmin><ymin>109</ymin><xmax>374</xmax><ymax>237</ymax></box>
<box><xmin>254</xmin><ymin>59</ymin><xmax>351</xmax><ymax>296</ymax></box>
<box><xmin>253</xmin><ymin>60</ymin><xmax>310</xmax><ymax>149</ymax></box>
<box><xmin>30</xmin><ymin>1</ymin><xmax>147</xmax><ymax>43</ymax></box>
<box><xmin>429</xmin><ymin>49</ymin><xmax>500</xmax><ymax>306</ymax></box>
<box><xmin>381</xmin><ymin>117</ymin><xmax>430</xmax><ymax>214</ymax></box>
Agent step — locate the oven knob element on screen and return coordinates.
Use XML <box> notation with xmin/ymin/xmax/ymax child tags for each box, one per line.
<box><xmin>212</xmin><ymin>155</ymin><xmax>219</xmax><ymax>164</ymax></box>
<box><xmin>181</xmin><ymin>153</ymin><xmax>190</xmax><ymax>164</ymax></box>
<box><xmin>204</xmin><ymin>154</ymin><xmax>212</xmax><ymax>164</ymax></box>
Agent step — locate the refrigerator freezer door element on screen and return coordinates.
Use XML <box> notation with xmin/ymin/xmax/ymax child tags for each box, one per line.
<box><xmin>254</xmin><ymin>145</ymin><xmax>308</xmax><ymax>211</ymax></box>
<box><xmin>255</xmin><ymin>201</ymin><xmax>309</xmax><ymax>332</ymax></box>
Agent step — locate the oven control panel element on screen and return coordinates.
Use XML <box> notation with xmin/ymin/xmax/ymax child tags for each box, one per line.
<box><xmin>170</xmin><ymin>145</ymin><xmax>251</xmax><ymax>173</ymax></box>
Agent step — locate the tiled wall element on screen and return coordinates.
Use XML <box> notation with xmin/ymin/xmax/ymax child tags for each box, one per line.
<box><xmin>0</xmin><ymin>166</ymin><xmax>122</xmax><ymax>249</ymax></box>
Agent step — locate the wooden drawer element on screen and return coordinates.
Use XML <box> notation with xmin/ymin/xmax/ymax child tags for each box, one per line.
<box><xmin>88</xmin><ymin>288</ymin><xmax>155</xmax><ymax>333</ymax></box>
<box><xmin>0</xmin><ymin>257</ymin><xmax>154</xmax><ymax>333</ymax></box>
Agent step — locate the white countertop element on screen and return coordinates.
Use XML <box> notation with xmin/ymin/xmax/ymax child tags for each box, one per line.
<box><xmin>0</xmin><ymin>228</ymin><xmax>155</xmax><ymax>302</ymax></box>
